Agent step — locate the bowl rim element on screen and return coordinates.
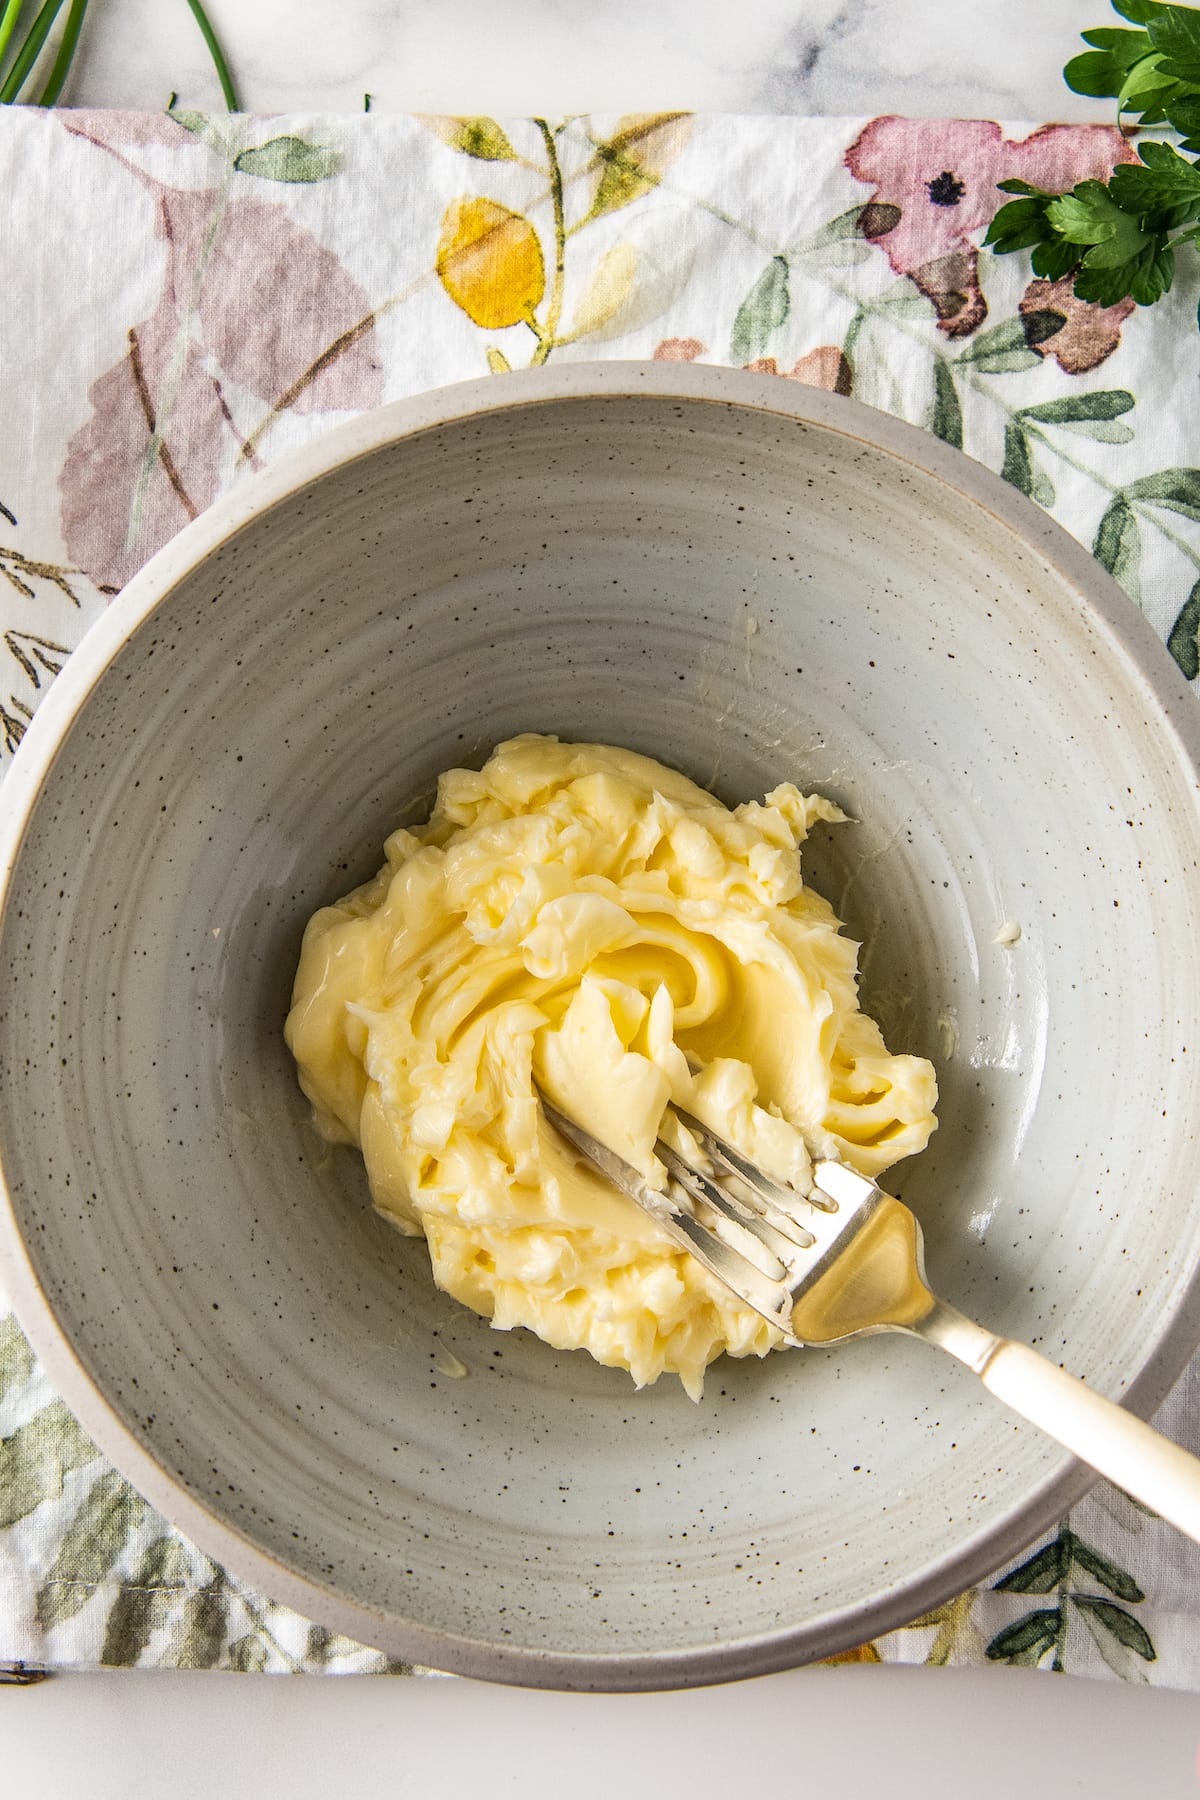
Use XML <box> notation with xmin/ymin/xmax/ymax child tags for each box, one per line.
<box><xmin>3</xmin><ymin>360</ymin><xmax>1200</xmax><ymax>1690</ymax></box>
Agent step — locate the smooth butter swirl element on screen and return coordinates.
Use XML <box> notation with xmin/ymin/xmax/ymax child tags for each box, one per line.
<box><xmin>285</xmin><ymin>736</ymin><xmax>937</xmax><ymax>1397</ymax></box>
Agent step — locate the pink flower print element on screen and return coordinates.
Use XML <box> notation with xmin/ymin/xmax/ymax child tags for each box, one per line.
<box><xmin>653</xmin><ymin>337</ymin><xmax>706</xmax><ymax>362</ymax></box>
<box><xmin>59</xmin><ymin>178</ymin><xmax>382</xmax><ymax>593</ymax></box>
<box><xmin>846</xmin><ymin>119</ymin><xmax>1136</xmax><ymax>337</ymax></box>
<box><xmin>1018</xmin><ymin>277</ymin><xmax>1135</xmax><ymax>375</ymax></box>
<box><xmin>653</xmin><ymin>338</ymin><xmax>852</xmax><ymax>394</ymax></box>
<box><xmin>744</xmin><ymin>347</ymin><xmax>852</xmax><ymax>395</ymax></box>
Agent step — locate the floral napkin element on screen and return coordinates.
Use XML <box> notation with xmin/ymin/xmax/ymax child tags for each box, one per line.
<box><xmin>2</xmin><ymin>106</ymin><xmax>1200</xmax><ymax>1684</ymax></box>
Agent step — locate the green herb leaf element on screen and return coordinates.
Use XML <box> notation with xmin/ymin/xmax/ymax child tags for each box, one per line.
<box><xmin>729</xmin><ymin>257</ymin><xmax>790</xmax><ymax>363</ymax></box>
<box><xmin>1069</xmin><ymin>1536</ymin><xmax>1145</xmax><ymax>1602</ymax></box>
<box><xmin>986</xmin><ymin>195</ymin><xmax>1060</xmax><ymax>254</ymax></box>
<box><xmin>929</xmin><ymin>360</ymin><xmax>963</xmax><ymax>448</ymax></box>
<box><xmin>1113</xmin><ymin>0</ymin><xmax>1172</xmax><ymax>23</ymax></box>
<box><xmin>1094</xmin><ymin>496</ymin><xmax>1143</xmax><ymax>599</ymax></box>
<box><xmin>99</xmin><ymin>1535</ymin><xmax>195</xmax><ymax>1668</ymax></box>
<box><xmin>1117</xmin><ymin>48</ymin><xmax>1178</xmax><ymax>115</ymax></box>
<box><xmin>36</xmin><ymin>1470</ymin><xmax>147</xmax><ymax>1631</ymax></box>
<box><xmin>1110</xmin><ymin>141</ymin><xmax>1200</xmax><ymax>211</ymax></box>
<box><xmin>0</xmin><ymin>1401</ymin><xmax>100</xmax><ymax>1529</ymax></box>
<box><xmin>0</xmin><ymin>1314</ymin><xmax>34</xmax><ymax>1402</ymax></box>
<box><xmin>234</xmin><ymin>136</ymin><xmax>342</xmax><ymax>183</ymax></box>
<box><xmin>1167</xmin><ymin>575</ymin><xmax>1200</xmax><ymax>678</ymax></box>
<box><xmin>995</xmin><ymin>1532</ymin><xmax>1069</xmax><ymax>1594</ymax></box>
<box><xmin>1148</xmin><ymin>2</ymin><xmax>1200</xmax><ymax>82</ymax></box>
<box><xmin>1046</xmin><ymin>181</ymin><xmax>1142</xmax><ymax>247</ymax></box>
<box><xmin>1066</xmin><ymin>34</ymin><xmax>1154</xmax><ymax>98</ymax></box>
<box><xmin>1165</xmin><ymin>93</ymin><xmax>1200</xmax><ymax>150</ymax></box>
<box><xmin>1072</xmin><ymin>1595</ymin><xmax>1156</xmax><ymax>1659</ymax></box>
<box><xmin>985</xmin><ymin>1608</ymin><xmax>1060</xmax><ymax>1664</ymax></box>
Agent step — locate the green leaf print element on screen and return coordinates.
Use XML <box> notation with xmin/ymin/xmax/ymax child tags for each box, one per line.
<box><xmin>1167</xmin><ymin>576</ymin><xmax>1200</xmax><ymax>679</ymax></box>
<box><xmin>1124</xmin><ymin>466</ymin><xmax>1200</xmax><ymax>523</ymax></box>
<box><xmin>789</xmin><ymin>205</ymin><xmax>877</xmax><ymax>267</ymax></box>
<box><xmin>1070</xmin><ymin>1537</ymin><xmax>1146</xmax><ymax>1603</ymax></box>
<box><xmin>985</xmin><ymin>1608</ymin><xmax>1061</xmax><ymax>1666</ymax></box>
<box><xmin>168</xmin><ymin>109</ymin><xmax>228</xmax><ymax>151</ymax></box>
<box><xmin>171</xmin><ymin>1584</ymin><xmax>229</xmax><ymax>1669</ymax></box>
<box><xmin>0</xmin><ymin>1401</ymin><xmax>100</xmax><ymax>1529</ymax></box>
<box><xmin>995</xmin><ymin>1533</ymin><xmax>1069</xmax><ymax>1594</ymax></box>
<box><xmin>100</xmin><ymin>1535</ymin><xmax>195</xmax><ymax>1668</ymax></box>
<box><xmin>1072</xmin><ymin>1595</ymin><xmax>1157</xmax><ymax>1660</ymax></box>
<box><xmin>730</xmin><ymin>257</ymin><xmax>790</xmax><ymax>363</ymax></box>
<box><xmin>1019</xmin><ymin>391</ymin><xmax>1136</xmax><ymax>445</ymax></box>
<box><xmin>929</xmin><ymin>361</ymin><xmax>963</xmax><ymax>449</ymax></box>
<box><xmin>1001</xmin><ymin>422</ymin><xmax>1054</xmax><ymax>506</ymax></box>
<box><xmin>439</xmin><ymin>117</ymin><xmax>518</xmax><ymax>162</ymax></box>
<box><xmin>306</xmin><ymin>1622</ymin><xmax>368</xmax><ymax>1664</ymax></box>
<box><xmin>234</xmin><ymin>137</ymin><xmax>343</xmax><ymax>184</ymax></box>
<box><xmin>35</xmin><ymin>1469</ymin><xmax>147</xmax><ymax>1632</ymax></box>
<box><xmin>1094</xmin><ymin>496</ymin><xmax>1142</xmax><ymax>599</ymax></box>
<box><xmin>989</xmin><ymin>1525</ymin><xmax>1154</xmax><ymax>1677</ymax></box>
<box><xmin>227</xmin><ymin>1632</ymin><xmax>270</xmax><ymax>1672</ymax></box>
<box><xmin>954</xmin><ymin>317</ymin><xmax>1041</xmax><ymax>374</ymax></box>
<box><xmin>0</xmin><ymin>1314</ymin><xmax>34</xmax><ymax>1403</ymax></box>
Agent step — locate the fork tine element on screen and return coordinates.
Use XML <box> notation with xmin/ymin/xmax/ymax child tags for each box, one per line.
<box><xmin>656</xmin><ymin>1140</ymin><xmax>799</xmax><ymax>1277</ymax></box>
<box><xmin>539</xmin><ymin>1089</ymin><xmax>888</xmax><ymax>1344</ymax></box>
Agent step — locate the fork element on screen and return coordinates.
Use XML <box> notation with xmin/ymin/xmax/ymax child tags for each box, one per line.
<box><xmin>541</xmin><ymin>1095</ymin><xmax>1200</xmax><ymax>1545</ymax></box>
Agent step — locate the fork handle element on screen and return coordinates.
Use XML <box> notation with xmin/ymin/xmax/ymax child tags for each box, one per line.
<box><xmin>920</xmin><ymin>1303</ymin><xmax>1200</xmax><ymax>1544</ymax></box>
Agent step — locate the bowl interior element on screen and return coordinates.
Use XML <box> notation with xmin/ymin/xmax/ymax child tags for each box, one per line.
<box><xmin>3</xmin><ymin>383</ymin><xmax>1200</xmax><ymax>1684</ymax></box>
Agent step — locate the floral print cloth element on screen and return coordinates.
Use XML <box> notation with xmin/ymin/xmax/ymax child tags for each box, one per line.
<box><xmin>2</xmin><ymin>106</ymin><xmax>1200</xmax><ymax>1683</ymax></box>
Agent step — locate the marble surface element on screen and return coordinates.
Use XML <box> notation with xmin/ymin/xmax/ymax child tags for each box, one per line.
<box><xmin>10</xmin><ymin>3</ymin><xmax>1193</xmax><ymax>1794</ymax></box>
<box><xmin>63</xmin><ymin>0</ymin><xmax>1106</xmax><ymax>121</ymax></box>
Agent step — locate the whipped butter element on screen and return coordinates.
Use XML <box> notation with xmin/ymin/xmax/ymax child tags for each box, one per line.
<box><xmin>285</xmin><ymin>736</ymin><xmax>937</xmax><ymax>1397</ymax></box>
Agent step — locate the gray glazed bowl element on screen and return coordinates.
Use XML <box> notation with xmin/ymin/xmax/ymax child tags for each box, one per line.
<box><xmin>3</xmin><ymin>364</ymin><xmax>1200</xmax><ymax>1690</ymax></box>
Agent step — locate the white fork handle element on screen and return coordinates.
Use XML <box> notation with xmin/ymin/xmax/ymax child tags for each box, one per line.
<box><xmin>920</xmin><ymin>1303</ymin><xmax>1200</xmax><ymax>1544</ymax></box>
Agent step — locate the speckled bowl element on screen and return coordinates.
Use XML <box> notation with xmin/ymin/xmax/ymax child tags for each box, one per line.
<box><xmin>3</xmin><ymin>364</ymin><xmax>1200</xmax><ymax>1689</ymax></box>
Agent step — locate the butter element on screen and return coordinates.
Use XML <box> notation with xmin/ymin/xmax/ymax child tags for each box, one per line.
<box><xmin>285</xmin><ymin>736</ymin><xmax>937</xmax><ymax>1398</ymax></box>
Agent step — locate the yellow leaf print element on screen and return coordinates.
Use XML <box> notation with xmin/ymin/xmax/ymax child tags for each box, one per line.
<box><xmin>568</xmin><ymin>243</ymin><xmax>638</xmax><ymax>341</ymax></box>
<box><xmin>586</xmin><ymin>113</ymin><xmax>694</xmax><ymax>223</ymax></box>
<box><xmin>820</xmin><ymin>1640</ymin><xmax>883</xmax><ymax>1665</ymax></box>
<box><xmin>418</xmin><ymin>115</ymin><xmax>519</xmax><ymax>163</ymax></box>
<box><xmin>436</xmin><ymin>197</ymin><xmax>545</xmax><ymax>330</ymax></box>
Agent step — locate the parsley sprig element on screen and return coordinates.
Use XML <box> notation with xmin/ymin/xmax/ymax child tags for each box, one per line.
<box><xmin>985</xmin><ymin>0</ymin><xmax>1200</xmax><ymax>323</ymax></box>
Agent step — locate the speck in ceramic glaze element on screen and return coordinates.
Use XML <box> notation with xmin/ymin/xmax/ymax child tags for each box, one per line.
<box><xmin>1</xmin><ymin>366</ymin><xmax>1199</xmax><ymax>1689</ymax></box>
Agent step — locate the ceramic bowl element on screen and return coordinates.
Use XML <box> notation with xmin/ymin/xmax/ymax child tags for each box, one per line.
<box><xmin>3</xmin><ymin>364</ymin><xmax>1200</xmax><ymax>1690</ymax></box>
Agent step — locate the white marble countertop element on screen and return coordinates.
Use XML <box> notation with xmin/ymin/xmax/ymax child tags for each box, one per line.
<box><xmin>12</xmin><ymin>3</ymin><xmax>1200</xmax><ymax>1795</ymax></box>
<box><xmin>66</xmin><ymin>0</ymin><xmax>1105</xmax><ymax>122</ymax></box>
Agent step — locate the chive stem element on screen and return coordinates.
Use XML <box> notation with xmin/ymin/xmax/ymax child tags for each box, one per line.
<box><xmin>37</xmin><ymin>0</ymin><xmax>86</xmax><ymax>104</ymax></box>
<box><xmin>185</xmin><ymin>0</ymin><xmax>239</xmax><ymax>112</ymax></box>
<box><xmin>0</xmin><ymin>0</ymin><xmax>64</xmax><ymax>103</ymax></box>
<box><xmin>0</xmin><ymin>0</ymin><xmax>25</xmax><ymax>76</ymax></box>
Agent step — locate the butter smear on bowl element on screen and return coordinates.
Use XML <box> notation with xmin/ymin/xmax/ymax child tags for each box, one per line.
<box><xmin>285</xmin><ymin>736</ymin><xmax>937</xmax><ymax>1397</ymax></box>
